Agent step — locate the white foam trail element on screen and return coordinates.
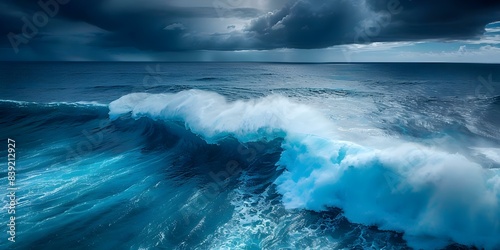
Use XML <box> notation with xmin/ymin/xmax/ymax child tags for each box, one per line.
<box><xmin>472</xmin><ymin>147</ymin><xmax>500</xmax><ymax>164</ymax></box>
<box><xmin>109</xmin><ymin>90</ymin><xmax>500</xmax><ymax>249</ymax></box>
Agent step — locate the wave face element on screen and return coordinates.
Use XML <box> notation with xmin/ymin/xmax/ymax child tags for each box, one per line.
<box><xmin>109</xmin><ymin>90</ymin><xmax>500</xmax><ymax>250</ymax></box>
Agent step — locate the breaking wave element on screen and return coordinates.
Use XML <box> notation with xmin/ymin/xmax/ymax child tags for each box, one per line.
<box><xmin>109</xmin><ymin>90</ymin><xmax>500</xmax><ymax>250</ymax></box>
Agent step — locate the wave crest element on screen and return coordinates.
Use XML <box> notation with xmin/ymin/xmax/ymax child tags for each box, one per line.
<box><xmin>109</xmin><ymin>90</ymin><xmax>334</xmax><ymax>143</ymax></box>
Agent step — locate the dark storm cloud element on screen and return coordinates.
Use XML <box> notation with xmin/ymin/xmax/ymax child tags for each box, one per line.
<box><xmin>1</xmin><ymin>0</ymin><xmax>262</xmax><ymax>33</ymax></box>
<box><xmin>247</xmin><ymin>0</ymin><xmax>500</xmax><ymax>49</ymax></box>
<box><xmin>246</xmin><ymin>0</ymin><xmax>366</xmax><ymax>49</ymax></box>
<box><xmin>362</xmin><ymin>0</ymin><xmax>500</xmax><ymax>41</ymax></box>
<box><xmin>0</xmin><ymin>0</ymin><xmax>264</xmax><ymax>56</ymax></box>
<box><xmin>1</xmin><ymin>0</ymin><xmax>500</xmax><ymax>59</ymax></box>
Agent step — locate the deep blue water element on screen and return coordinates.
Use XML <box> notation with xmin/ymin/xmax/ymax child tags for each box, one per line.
<box><xmin>0</xmin><ymin>62</ymin><xmax>500</xmax><ymax>249</ymax></box>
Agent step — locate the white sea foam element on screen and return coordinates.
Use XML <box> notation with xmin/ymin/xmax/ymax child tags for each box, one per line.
<box><xmin>109</xmin><ymin>90</ymin><xmax>336</xmax><ymax>143</ymax></box>
<box><xmin>109</xmin><ymin>90</ymin><xmax>500</xmax><ymax>249</ymax></box>
<box><xmin>472</xmin><ymin>147</ymin><xmax>500</xmax><ymax>164</ymax></box>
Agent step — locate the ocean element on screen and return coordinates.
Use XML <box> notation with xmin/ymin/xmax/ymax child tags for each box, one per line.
<box><xmin>0</xmin><ymin>62</ymin><xmax>499</xmax><ymax>249</ymax></box>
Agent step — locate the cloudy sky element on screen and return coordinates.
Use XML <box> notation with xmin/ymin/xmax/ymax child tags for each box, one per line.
<box><xmin>1</xmin><ymin>0</ymin><xmax>500</xmax><ymax>62</ymax></box>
